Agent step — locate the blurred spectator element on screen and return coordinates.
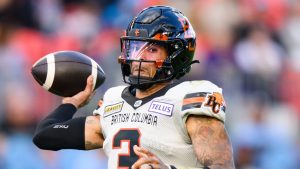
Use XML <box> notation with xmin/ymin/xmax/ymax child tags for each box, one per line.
<box><xmin>237</xmin><ymin>0</ymin><xmax>288</xmax><ymax>32</ymax></box>
<box><xmin>232</xmin><ymin>100</ymin><xmax>299</xmax><ymax>169</ymax></box>
<box><xmin>279</xmin><ymin>65</ymin><xmax>300</xmax><ymax>116</ymax></box>
<box><xmin>281</xmin><ymin>0</ymin><xmax>300</xmax><ymax>72</ymax></box>
<box><xmin>0</xmin><ymin>84</ymin><xmax>45</xmax><ymax>169</ymax></box>
<box><xmin>58</xmin><ymin>2</ymin><xmax>100</xmax><ymax>45</ymax></box>
<box><xmin>234</xmin><ymin>24</ymin><xmax>285</xmax><ymax>102</ymax></box>
<box><xmin>100</xmin><ymin>0</ymin><xmax>138</xmax><ymax>29</ymax></box>
<box><xmin>180</xmin><ymin>0</ymin><xmax>241</xmax><ymax>94</ymax></box>
<box><xmin>0</xmin><ymin>24</ymin><xmax>29</xmax><ymax>121</ymax></box>
<box><xmin>0</xmin><ymin>0</ymin><xmax>39</xmax><ymax>30</ymax></box>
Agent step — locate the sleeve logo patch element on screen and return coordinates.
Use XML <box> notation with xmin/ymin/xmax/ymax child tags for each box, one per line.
<box><xmin>182</xmin><ymin>92</ymin><xmax>207</xmax><ymax>111</ymax></box>
<box><xmin>148</xmin><ymin>101</ymin><xmax>174</xmax><ymax>116</ymax></box>
<box><xmin>205</xmin><ymin>92</ymin><xmax>226</xmax><ymax>113</ymax></box>
<box><xmin>104</xmin><ymin>101</ymin><xmax>124</xmax><ymax>117</ymax></box>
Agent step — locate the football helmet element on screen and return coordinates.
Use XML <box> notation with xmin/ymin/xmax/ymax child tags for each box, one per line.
<box><xmin>119</xmin><ymin>6</ymin><xmax>198</xmax><ymax>89</ymax></box>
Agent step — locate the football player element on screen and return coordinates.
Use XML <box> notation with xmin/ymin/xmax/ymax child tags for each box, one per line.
<box><xmin>33</xmin><ymin>6</ymin><xmax>235</xmax><ymax>169</ymax></box>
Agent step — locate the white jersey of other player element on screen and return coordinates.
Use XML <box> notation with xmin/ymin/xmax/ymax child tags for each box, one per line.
<box><xmin>93</xmin><ymin>80</ymin><xmax>226</xmax><ymax>168</ymax></box>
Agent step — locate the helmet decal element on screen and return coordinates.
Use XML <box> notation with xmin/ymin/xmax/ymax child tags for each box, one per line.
<box><xmin>135</xmin><ymin>29</ymin><xmax>140</xmax><ymax>37</ymax></box>
<box><xmin>178</xmin><ymin>17</ymin><xmax>195</xmax><ymax>39</ymax></box>
<box><xmin>153</xmin><ymin>33</ymin><xmax>168</xmax><ymax>40</ymax></box>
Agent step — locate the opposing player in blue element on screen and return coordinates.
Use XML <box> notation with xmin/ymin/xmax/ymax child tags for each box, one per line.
<box><xmin>33</xmin><ymin>6</ymin><xmax>235</xmax><ymax>169</ymax></box>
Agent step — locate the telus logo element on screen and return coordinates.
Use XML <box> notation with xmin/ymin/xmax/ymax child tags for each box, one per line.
<box><xmin>149</xmin><ymin>101</ymin><xmax>174</xmax><ymax>116</ymax></box>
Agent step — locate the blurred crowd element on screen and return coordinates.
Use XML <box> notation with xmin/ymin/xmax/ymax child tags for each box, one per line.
<box><xmin>0</xmin><ymin>0</ymin><xmax>299</xmax><ymax>169</ymax></box>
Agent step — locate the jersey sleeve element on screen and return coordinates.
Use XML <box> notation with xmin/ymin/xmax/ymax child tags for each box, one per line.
<box><xmin>181</xmin><ymin>81</ymin><xmax>226</xmax><ymax>123</ymax></box>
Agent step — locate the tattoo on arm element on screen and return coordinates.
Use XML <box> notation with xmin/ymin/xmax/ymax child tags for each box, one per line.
<box><xmin>187</xmin><ymin>115</ymin><xmax>235</xmax><ymax>169</ymax></box>
<box><xmin>85</xmin><ymin>140</ymin><xmax>102</xmax><ymax>150</ymax></box>
<box><xmin>84</xmin><ymin>116</ymin><xmax>104</xmax><ymax>150</ymax></box>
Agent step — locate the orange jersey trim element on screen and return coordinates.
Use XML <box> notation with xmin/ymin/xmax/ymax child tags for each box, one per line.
<box><xmin>183</xmin><ymin>97</ymin><xmax>205</xmax><ymax>106</ymax></box>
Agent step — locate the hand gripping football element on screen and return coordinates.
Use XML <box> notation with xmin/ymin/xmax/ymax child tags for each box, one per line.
<box><xmin>31</xmin><ymin>51</ymin><xmax>105</xmax><ymax>97</ymax></box>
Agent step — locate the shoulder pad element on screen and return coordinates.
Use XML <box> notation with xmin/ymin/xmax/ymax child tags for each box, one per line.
<box><xmin>181</xmin><ymin>80</ymin><xmax>226</xmax><ymax>122</ymax></box>
<box><xmin>103</xmin><ymin>86</ymin><xmax>127</xmax><ymax>101</ymax></box>
<box><xmin>93</xmin><ymin>85</ymin><xmax>127</xmax><ymax>116</ymax></box>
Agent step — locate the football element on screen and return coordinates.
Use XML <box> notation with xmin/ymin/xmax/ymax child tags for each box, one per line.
<box><xmin>31</xmin><ymin>51</ymin><xmax>105</xmax><ymax>97</ymax></box>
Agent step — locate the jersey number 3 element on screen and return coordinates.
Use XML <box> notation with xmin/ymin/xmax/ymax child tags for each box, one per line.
<box><xmin>113</xmin><ymin>128</ymin><xmax>141</xmax><ymax>168</ymax></box>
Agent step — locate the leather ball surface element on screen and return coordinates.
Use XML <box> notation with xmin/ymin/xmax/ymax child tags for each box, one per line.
<box><xmin>31</xmin><ymin>51</ymin><xmax>105</xmax><ymax>97</ymax></box>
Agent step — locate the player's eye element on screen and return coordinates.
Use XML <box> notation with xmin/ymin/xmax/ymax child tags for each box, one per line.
<box><xmin>147</xmin><ymin>46</ymin><xmax>158</xmax><ymax>53</ymax></box>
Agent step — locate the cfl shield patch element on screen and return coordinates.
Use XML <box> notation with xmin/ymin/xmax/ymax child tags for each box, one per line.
<box><xmin>148</xmin><ymin>101</ymin><xmax>174</xmax><ymax>116</ymax></box>
<box><xmin>104</xmin><ymin>101</ymin><xmax>124</xmax><ymax>117</ymax></box>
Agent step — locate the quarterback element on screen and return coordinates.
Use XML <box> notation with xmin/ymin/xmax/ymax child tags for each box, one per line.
<box><xmin>33</xmin><ymin>6</ymin><xmax>235</xmax><ymax>169</ymax></box>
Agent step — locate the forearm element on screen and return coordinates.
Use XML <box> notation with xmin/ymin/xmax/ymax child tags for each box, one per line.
<box><xmin>33</xmin><ymin>104</ymin><xmax>86</xmax><ymax>150</ymax></box>
<box><xmin>194</xmin><ymin>126</ymin><xmax>234</xmax><ymax>169</ymax></box>
<box><xmin>34</xmin><ymin>104</ymin><xmax>77</xmax><ymax>132</ymax></box>
<box><xmin>187</xmin><ymin>115</ymin><xmax>235</xmax><ymax>169</ymax></box>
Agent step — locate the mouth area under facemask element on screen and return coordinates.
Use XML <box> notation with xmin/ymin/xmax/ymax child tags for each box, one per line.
<box><xmin>131</xmin><ymin>63</ymin><xmax>156</xmax><ymax>78</ymax></box>
<box><xmin>128</xmin><ymin>60</ymin><xmax>158</xmax><ymax>90</ymax></box>
<box><xmin>130</xmin><ymin>60</ymin><xmax>154</xmax><ymax>80</ymax></box>
<box><xmin>128</xmin><ymin>74</ymin><xmax>154</xmax><ymax>90</ymax></box>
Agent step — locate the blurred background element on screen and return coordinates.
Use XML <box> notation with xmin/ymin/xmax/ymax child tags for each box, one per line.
<box><xmin>0</xmin><ymin>0</ymin><xmax>299</xmax><ymax>168</ymax></box>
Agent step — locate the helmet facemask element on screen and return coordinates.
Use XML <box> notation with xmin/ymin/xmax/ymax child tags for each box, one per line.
<box><xmin>119</xmin><ymin>39</ymin><xmax>175</xmax><ymax>90</ymax></box>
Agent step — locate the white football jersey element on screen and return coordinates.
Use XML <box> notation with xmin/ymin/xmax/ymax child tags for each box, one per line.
<box><xmin>93</xmin><ymin>80</ymin><xmax>226</xmax><ymax>168</ymax></box>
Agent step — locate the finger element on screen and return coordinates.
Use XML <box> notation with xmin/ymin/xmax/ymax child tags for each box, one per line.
<box><xmin>134</xmin><ymin>145</ymin><xmax>153</xmax><ymax>156</ymax></box>
<box><xmin>134</xmin><ymin>145</ymin><xmax>148</xmax><ymax>158</ymax></box>
<box><xmin>131</xmin><ymin>157</ymin><xmax>154</xmax><ymax>169</ymax></box>
<box><xmin>84</xmin><ymin>75</ymin><xmax>94</xmax><ymax>93</ymax></box>
<box><xmin>135</xmin><ymin>146</ymin><xmax>162</xmax><ymax>165</ymax></box>
<box><xmin>148</xmin><ymin>163</ymin><xmax>160</xmax><ymax>169</ymax></box>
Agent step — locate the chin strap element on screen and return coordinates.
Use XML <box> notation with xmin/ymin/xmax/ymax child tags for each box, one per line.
<box><xmin>128</xmin><ymin>75</ymin><xmax>155</xmax><ymax>90</ymax></box>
